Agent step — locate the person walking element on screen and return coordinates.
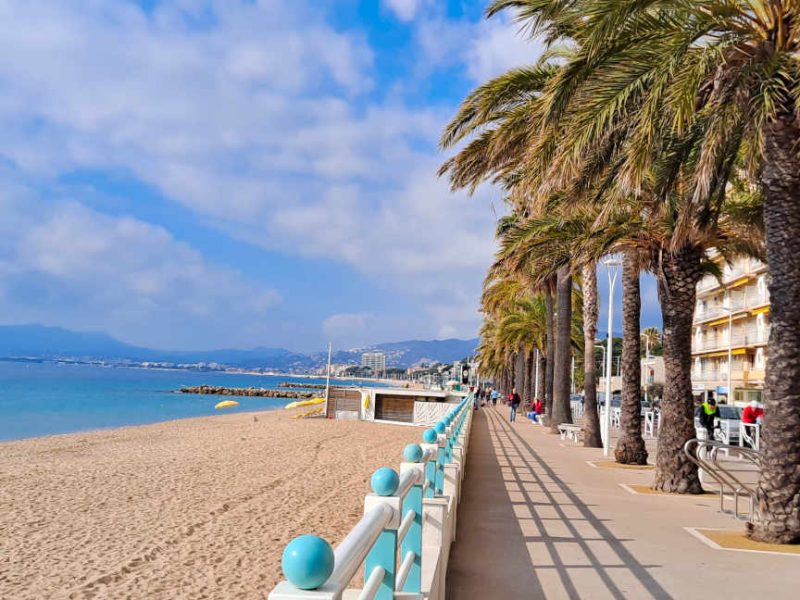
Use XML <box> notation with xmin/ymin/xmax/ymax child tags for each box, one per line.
<box><xmin>509</xmin><ymin>387</ymin><xmax>521</xmax><ymax>422</ymax></box>
<box><xmin>491</xmin><ymin>388</ymin><xmax>498</xmax><ymax>407</ymax></box>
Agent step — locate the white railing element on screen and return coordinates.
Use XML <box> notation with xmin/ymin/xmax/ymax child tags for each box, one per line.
<box><xmin>643</xmin><ymin>409</ymin><xmax>661</xmax><ymax>438</ymax></box>
<box><xmin>739</xmin><ymin>422</ymin><xmax>761</xmax><ymax>450</ymax></box>
<box><xmin>694</xmin><ymin>330</ymin><xmax>770</xmax><ymax>352</ymax></box>
<box><xmin>269</xmin><ymin>396</ymin><xmax>473</xmax><ymax>600</ymax></box>
<box><xmin>570</xmin><ymin>400</ymin><xmax>584</xmax><ymax>420</ymax></box>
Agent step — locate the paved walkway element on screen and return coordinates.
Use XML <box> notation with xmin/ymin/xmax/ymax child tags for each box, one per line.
<box><xmin>446</xmin><ymin>407</ymin><xmax>798</xmax><ymax>599</ymax></box>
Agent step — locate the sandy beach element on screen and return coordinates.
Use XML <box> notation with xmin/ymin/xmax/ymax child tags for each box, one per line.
<box><xmin>0</xmin><ymin>411</ymin><xmax>420</xmax><ymax>599</ymax></box>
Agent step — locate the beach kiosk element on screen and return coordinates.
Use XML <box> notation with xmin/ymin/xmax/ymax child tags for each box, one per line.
<box><xmin>326</xmin><ymin>386</ymin><xmax>466</xmax><ymax>426</ymax></box>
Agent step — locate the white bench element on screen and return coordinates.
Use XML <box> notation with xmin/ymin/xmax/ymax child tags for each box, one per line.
<box><xmin>558</xmin><ymin>423</ymin><xmax>582</xmax><ymax>443</ymax></box>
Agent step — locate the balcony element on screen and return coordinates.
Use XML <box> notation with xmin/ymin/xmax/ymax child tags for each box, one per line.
<box><xmin>693</xmin><ymin>329</ymin><xmax>769</xmax><ymax>353</ymax></box>
<box><xmin>693</xmin><ymin>370</ymin><xmax>721</xmax><ymax>382</ymax></box>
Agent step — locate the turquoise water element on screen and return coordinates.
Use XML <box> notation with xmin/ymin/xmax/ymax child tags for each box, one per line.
<box><xmin>0</xmin><ymin>361</ymin><xmax>375</xmax><ymax>442</ymax></box>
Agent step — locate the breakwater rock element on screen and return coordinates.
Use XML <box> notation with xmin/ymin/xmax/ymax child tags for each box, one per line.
<box><xmin>278</xmin><ymin>382</ymin><xmax>327</xmax><ymax>389</ymax></box>
<box><xmin>178</xmin><ymin>386</ymin><xmax>314</xmax><ymax>399</ymax></box>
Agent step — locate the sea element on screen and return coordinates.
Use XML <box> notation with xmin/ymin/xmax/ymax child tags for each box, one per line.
<box><xmin>0</xmin><ymin>361</ymin><xmax>381</xmax><ymax>442</ymax></box>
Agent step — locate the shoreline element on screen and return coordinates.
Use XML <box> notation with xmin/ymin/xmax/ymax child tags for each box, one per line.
<box><xmin>0</xmin><ymin>409</ymin><xmax>421</xmax><ymax>599</ymax></box>
<box><xmin>0</xmin><ymin>406</ymin><xmax>288</xmax><ymax>446</ymax></box>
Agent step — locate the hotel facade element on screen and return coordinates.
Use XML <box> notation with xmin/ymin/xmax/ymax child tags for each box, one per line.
<box><xmin>691</xmin><ymin>254</ymin><xmax>770</xmax><ymax>406</ymax></box>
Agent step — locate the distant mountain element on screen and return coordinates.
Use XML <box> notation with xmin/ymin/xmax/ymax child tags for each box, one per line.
<box><xmin>0</xmin><ymin>324</ymin><xmax>478</xmax><ymax>370</ymax></box>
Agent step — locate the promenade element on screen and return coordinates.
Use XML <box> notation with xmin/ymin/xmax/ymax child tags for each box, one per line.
<box><xmin>446</xmin><ymin>407</ymin><xmax>798</xmax><ymax>600</ymax></box>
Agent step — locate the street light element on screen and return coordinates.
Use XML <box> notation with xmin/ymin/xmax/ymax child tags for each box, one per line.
<box><xmin>640</xmin><ymin>333</ymin><xmax>651</xmax><ymax>404</ymax></box>
<box><xmin>603</xmin><ymin>256</ymin><xmax>622</xmax><ymax>457</ymax></box>
<box><xmin>595</xmin><ymin>343</ymin><xmax>607</xmax><ymax>380</ymax></box>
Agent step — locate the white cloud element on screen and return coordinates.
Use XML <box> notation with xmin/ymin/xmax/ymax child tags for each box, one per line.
<box><xmin>322</xmin><ymin>313</ymin><xmax>374</xmax><ymax>346</ymax></box>
<box><xmin>0</xmin><ymin>1</ymin><xmax>503</xmax><ymax>346</ymax></box>
<box><xmin>465</xmin><ymin>17</ymin><xmax>544</xmax><ymax>82</ymax></box>
<box><xmin>383</xmin><ymin>0</ymin><xmax>428</xmax><ymax>22</ymax></box>
<box><xmin>0</xmin><ymin>187</ymin><xmax>280</xmax><ymax>349</ymax></box>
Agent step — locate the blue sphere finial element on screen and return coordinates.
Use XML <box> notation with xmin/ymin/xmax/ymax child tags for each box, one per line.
<box><xmin>282</xmin><ymin>535</ymin><xmax>334</xmax><ymax>590</ymax></box>
<box><xmin>403</xmin><ymin>443</ymin><xmax>424</xmax><ymax>463</ymax></box>
<box><xmin>371</xmin><ymin>467</ymin><xmax>399</xmax><ymax>496</ymax></box>
<box><xmin>423</xmin><ymin>428</ymin><xmax>437</xmax><ymax>444</ymax></box>
<box><xmin>435</xmin><ymin>421</ymin><xmax>446</xmax><ymax>434</ymax></box>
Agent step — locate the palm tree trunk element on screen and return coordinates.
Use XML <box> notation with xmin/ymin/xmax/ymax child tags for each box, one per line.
<box><xmin>653</xmin><ymin>246</ymin><xmax>704</xmax><ymax>493</ymax></box>
<box><xmin>615</xmin><ymin>251</ymin><xmax>648</xmax><ymax>464</ymax></box>
<box><xmin>550</xmin><ymin>265</ymin><xmax>573</xmax><ymax>432</ymax></box>
<box><xmin>749</xmin><ymin>116</ymin><xmax>800</xmax><ymax>544</ymax></box>
<box><xmin>544</xmin><ymin>280</ymin><xmax>555</xmax><ymax>419</ymax></box>
<box><xmin>582</xmin><ymin>263</ymin><xmax>602</xmax><ymax>448</ymax></box>
<box><xmin>525</xmin><ymin>347</ymin><xmax>535</xmax><ymax>406</ymax></box>
<box><xmin>515</xmin><ymin>348</ymin><xmax>525</xmax><ymax>394</ymax></box>
<box><xmin>536</xmin><ymin>347</ymin><xmax>546</xmax><ymax>402</ymax></box>
<box><xmin>517</xmin><ymin>349</ymin><xmax>531</xmax><ymax>402</ymax></box>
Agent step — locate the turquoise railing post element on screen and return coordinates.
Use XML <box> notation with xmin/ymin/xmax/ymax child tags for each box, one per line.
<box><xmin>364</xmin><ymin>468</ymin><xmax>400</xmax><ymax>600</ymax></box>
<box><xmin>400</xmin><ymin>444</ymin><xmax>424</xmax><ymax>594</ymax></box>
<box><xmin>434</xmin><ymin>420</ymin><xmax>446</xmax><ymax>495</ymax></box>
<box><xmin>421</xmin><ymin>428</ymin><xmax>437</xmax><ymax>499</ymax></box>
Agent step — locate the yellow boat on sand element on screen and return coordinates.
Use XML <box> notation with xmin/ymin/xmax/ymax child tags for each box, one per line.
<box><xmin>284</xmin><ymin>397</ymin><xmax>325</xmax><ymax>410</ymax></box>
<box><xmin>215</xmin><ymin>400</ymin><xmax>240</xmax><ymax>410</ymax></box>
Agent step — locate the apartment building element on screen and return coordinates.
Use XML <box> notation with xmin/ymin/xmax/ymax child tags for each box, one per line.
<box><xmin>691</xmin><ymin>254</ymin><xmax>769</xmax><ymax>406</ymax></box>
<box><xmin>361</xmin><ymin>352</ymin><xmax>386</xmax><ymax>376</ymax></box>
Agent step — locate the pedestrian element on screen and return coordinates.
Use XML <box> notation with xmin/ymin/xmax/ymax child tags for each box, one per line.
<box><xmin>509</xmin><ymin>387</ymin><xmax>521</xmax><ymax>422</ymax></box>
<box><xmin>742</xmin><ymin>399</ymin><xmax>764</xmax><ymax>424</ymax></box>
<box><xmin>741</xmin><ymin>400</ymin><xmax>764</xmax><ymax>448</ymax></box>
<box><xmin>697</xmin><ymin>397</ymin><xmax>720</xmax><ymax>440</ymax></box>
<box><xmin>472</xmin><ymin>386</ymin><xmax>479</xmax><ymax>411</ymax></box>
<box><xmin>491</xmin><ymin>388</ymin><xmax>498</xmax><ymax>407</ymax></box>
<box><xmin>530</xmin><ymin>398</ymin><xmax>543</xmax><ymax>423</ymax></box>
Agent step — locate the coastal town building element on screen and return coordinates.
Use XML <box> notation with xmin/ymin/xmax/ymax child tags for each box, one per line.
<box><xmin>691</xmin><ymin>254</ymin><xmax>770</xmax><ymax>406</ymax></box>
<box><xmin>360</xmin><ymin>351</ymin><xmax>386</xmax><ymax>377</ymax></box>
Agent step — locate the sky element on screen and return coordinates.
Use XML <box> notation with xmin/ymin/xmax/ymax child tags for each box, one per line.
<box><xmin>0</xmin><ymin>0</ymin><xmax>659</xmax><ymax>352</ymax></box>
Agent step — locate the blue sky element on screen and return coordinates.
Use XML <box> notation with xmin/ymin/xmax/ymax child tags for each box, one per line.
<box><xmin>0</xmin><ymin>0</ymin><xmax>659</xmax><ymax>352</ymax></box>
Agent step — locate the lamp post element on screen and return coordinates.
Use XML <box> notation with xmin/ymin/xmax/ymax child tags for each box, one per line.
<box><xmin>640</xmin><ymin>333</ymin><xmax>651</xmax><ymax>404</ymax></box>
<box><xmin>571</xmin><ymin>356</ymin><xmax>575</xmax><ymax>395</ymax></box>
<box><xmin>603</xmin><ymin>257</ymin><xmax>622</xmax><ymax>457</ymax></box>
<box><xmin>595</xmin><ymin>343</ymin><xmax>606</xmax><ymax>380</ymax></box>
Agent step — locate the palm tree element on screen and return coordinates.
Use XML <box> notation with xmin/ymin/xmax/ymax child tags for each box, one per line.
<box><xmin>614</xmin><ymin>249</ymin><xmax>648</xmax><ymax>464</ymax></box>
<box><xmin>478</xmin><ymin>1</ymin><xmax>772</xmax><ymax>497</ymax></box>
<box><xmin>549</xmin><ymin>265</ymin><xmax>574</xmax><ymax>429</ymax></box>
<box><xmin>581</xmin><ymin>262</ymin><xmax>602</xmax><ymax>447</ymax></box>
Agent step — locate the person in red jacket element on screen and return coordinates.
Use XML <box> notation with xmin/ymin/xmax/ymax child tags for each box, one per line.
<box><xmin>741</xmin><ymin>400</ymin><xmax>764</xmax><ymax>448</ymax></box>
<box><xmin>742</xmin><ymin>400</ymin><xmax>764</xmax><ymax>424</ymax></box>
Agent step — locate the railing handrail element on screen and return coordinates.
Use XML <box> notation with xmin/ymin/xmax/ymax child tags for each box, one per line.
<box><xmin>683</xmin><ymin>438</ymin><xmax>761</xmax><ymax>519</ymax></box>
<box><xmin>325</xmin><ymin>503</ymin><xmax>394</xmax><ymax>593</ymax></box>
<box><xmin>270</xmin><ymin>394</ymin><xmax>473</xmax><ymax>599</ymax></box>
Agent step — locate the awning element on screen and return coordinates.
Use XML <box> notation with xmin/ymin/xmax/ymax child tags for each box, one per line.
<box><xmin>700</xmin><ymin>348</ymin><xmax>750</xmax><ymax>358</ymax></box>
<box><xmin>706</xmin><ymin>313</ymin><xmax>749</xmax><ymax>327</ymax></box>
<box><xmin>727</xmin><ymin>276</ymin><xmax>752</xmax><ymax>289</ymax></box>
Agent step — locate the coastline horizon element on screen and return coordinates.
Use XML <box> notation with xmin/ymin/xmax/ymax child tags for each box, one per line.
<box><xmin>0</xmin><ymin>362</ymin><xmax>391</xmax><ymax>443</ymax></box>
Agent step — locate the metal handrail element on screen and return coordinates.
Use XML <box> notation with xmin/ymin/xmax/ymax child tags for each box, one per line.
<box><xmin>683</xmin><ymin>439</ymin><xmax>761</xmax><ymax>520</ymax></box>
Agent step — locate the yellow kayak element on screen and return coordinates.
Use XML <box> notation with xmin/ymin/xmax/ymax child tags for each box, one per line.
<box><xmin>215</xmin><ymin>400</ymin><xmax>240</xmax><ymax>410</ymax></box>
<box><xmin>285</xmin><ymin>397</ymin><xmax>325</xmax><ymax>410</ymax></box>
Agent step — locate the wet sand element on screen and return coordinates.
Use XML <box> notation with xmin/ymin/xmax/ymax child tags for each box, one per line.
<box><xmin>0</xmin><ymin>410</ymin><xmax>419</xmax><ymax>599</ymax></box>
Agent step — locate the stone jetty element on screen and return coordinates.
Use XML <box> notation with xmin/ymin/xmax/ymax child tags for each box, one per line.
<box><xmin>277</xmin><ymin>382</ymin><xmax>327</xmax><ymax>389</ymax></box>
<box><xmin>178</xmin><ymin>386</ymin><xmax>315</xmax><ymax>399</ymax></box>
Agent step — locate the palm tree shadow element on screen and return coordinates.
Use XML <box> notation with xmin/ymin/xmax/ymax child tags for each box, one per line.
<box><xmin>490</xmin><ymin>410</ymin><xmax>673</xmax><ymax>599</ymax></box>
<box><xmin>446</xmin><ymin>409</ymin><xmax>546</xmax><ymax>599</ymax></box>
